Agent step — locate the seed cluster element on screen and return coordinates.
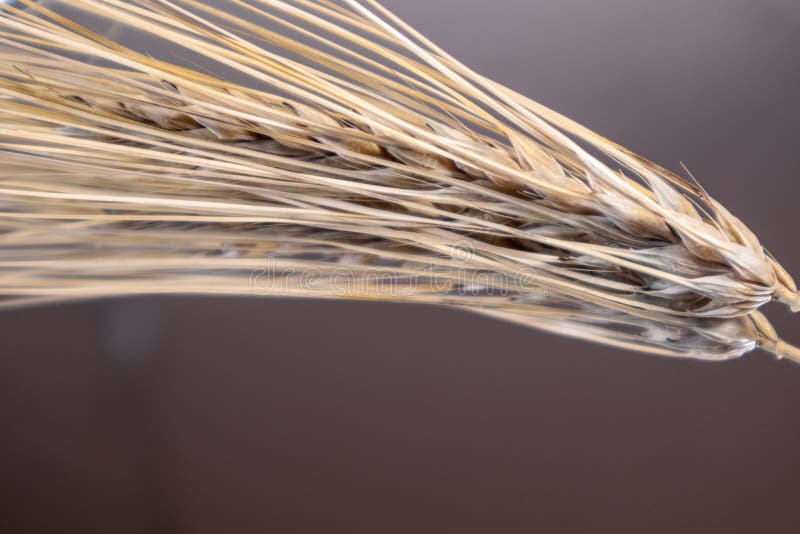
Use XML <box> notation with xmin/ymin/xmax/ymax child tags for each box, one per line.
<box><xmin>0</xmin><ymin>0</ymin><xmax>796</xmax><ymax>361</ymax></box>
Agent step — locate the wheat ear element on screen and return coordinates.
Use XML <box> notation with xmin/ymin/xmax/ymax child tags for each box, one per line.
<box><xmin>0</xmin><ymin>0</ymin><xmax>797</xmax><ymax>362</ymax></box>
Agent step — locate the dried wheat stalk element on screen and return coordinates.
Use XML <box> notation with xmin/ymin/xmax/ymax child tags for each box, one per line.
<box><xmin>0</xmin><ymin>0</ymin><xmax>797</xmax><ymax>362</ymax></box>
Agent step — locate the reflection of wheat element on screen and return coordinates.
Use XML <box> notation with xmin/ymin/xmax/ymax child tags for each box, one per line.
<box><xmin>0</xmin><ymin>0</ymin><xmax>797</xmax><ymax>361</ymax></box>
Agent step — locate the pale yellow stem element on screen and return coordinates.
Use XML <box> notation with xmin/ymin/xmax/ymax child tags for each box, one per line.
<box><xmin>774</xmin><ymin>285</ymin><xmax>800</xmax><ymax>313</ymax></box>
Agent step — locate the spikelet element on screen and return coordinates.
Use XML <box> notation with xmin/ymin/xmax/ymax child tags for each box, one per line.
<box><xmin>0</xmin><ymin>0</ymin><xmax>797</xmax><ymax>362</ymax></box>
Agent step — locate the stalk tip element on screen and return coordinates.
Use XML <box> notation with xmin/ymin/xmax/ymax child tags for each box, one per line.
<box><xmin>750</xmin><ymin>311</ymin><xmax>800</xmax><ymax>363</ymax></box>
<box><xmin>757</xmin><ymin>335</ymin><xmax>800</xmax><ymax>364</ymax></box>
<box><xmin>770</xmin><ymin>340</ymin><xmax>800</xmax><ymax>364</ymax></box>
<box><xmin>774</xmin><ymin>285</ymin><xmax>800</xmax><ymax>313</ymax></box>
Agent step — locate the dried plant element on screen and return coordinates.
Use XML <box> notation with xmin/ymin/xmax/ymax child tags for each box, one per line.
<box><xmin>0</xmin><ymin>0</ymin><xmax>797</xmax><ymax>362</ymax></box>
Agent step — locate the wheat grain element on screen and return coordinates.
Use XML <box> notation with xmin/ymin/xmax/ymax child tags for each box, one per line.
<box><xmin>0</xmin><ymin>0</ymin><xmax>797</xmax><ymax>362</ymax></box>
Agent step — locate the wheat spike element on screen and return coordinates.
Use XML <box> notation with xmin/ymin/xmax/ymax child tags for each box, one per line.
<box><xmin>0</xmin><ymin>0</ymin><xmax>797</xmax><ymax>362</ymax></box>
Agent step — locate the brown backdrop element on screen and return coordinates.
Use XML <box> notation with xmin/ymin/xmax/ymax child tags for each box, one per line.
<box><xmin>2</xmin><ymin>1</ymin><xmax>800</xmax><ymax>533</ymax></box>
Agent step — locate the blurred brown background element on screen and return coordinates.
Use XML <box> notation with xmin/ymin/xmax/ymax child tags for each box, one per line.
<box><xmin>2</xmin><ymin>1</ymin><xmax>800</xmax><ymax>533</ymax></box>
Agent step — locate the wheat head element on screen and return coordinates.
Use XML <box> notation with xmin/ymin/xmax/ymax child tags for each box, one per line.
<box><xmin>0</xmin><ymin>0</ymin><xmax>797</xmax><ymax>362</ymax></box>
